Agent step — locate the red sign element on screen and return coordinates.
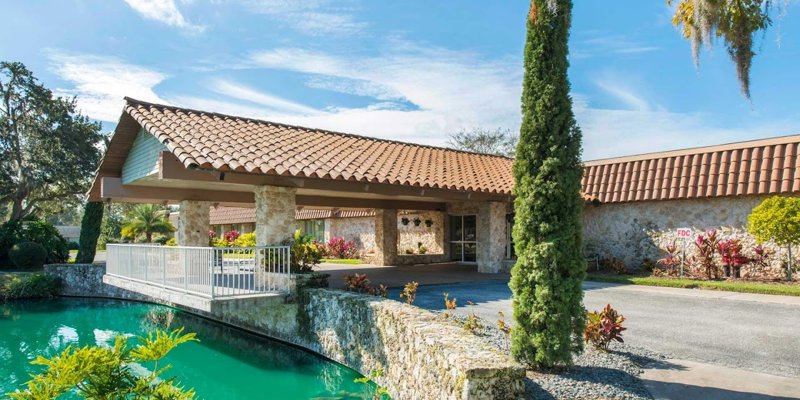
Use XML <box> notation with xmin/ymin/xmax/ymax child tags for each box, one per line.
<box><xmin>675</xmin><ymin>228</ymin><xmax>692</xmax><ymax>238</ymax></box>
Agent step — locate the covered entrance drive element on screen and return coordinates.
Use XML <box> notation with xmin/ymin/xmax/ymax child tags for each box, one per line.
<box><xmin>89</xmin><ymin>98</ymin><xmax>517</xmax><ymax>292</ymax></box>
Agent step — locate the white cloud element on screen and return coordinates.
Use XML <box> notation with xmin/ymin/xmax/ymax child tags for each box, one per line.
<box><xmin>208</xmin><ymin>79</ymin><xmax>320</xmax><ymax>115</ymax></box>
<box><xmin>47</xmin><ymin>51</ymin><xmax>168</xmax><ymax>122</ymax></box>
<box><xmin>123</xmin><ymin>0</ymin><xmax>204</xmax><ymax>32</ymax></box>
<box><xmin>240</xmin><ymin>44</ymin><xmax>522</xmax><ymax>145</ymax></box>
<box><xmin>236</xmin><ymin>0</ymin><xmax>365</xmax><ymax>36</ymax></box>
<box><xmin>594</xmin><ymin>80</ymin><xmax>653</xmax><ymax>112</ymax></box>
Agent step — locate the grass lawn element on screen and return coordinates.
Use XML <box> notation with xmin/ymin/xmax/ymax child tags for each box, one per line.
<box><xmin>321</xmin><ymin>258</ymin><xmax>362</xmax><ymax>265</ymax></box>
<box><xmin>586</xmin><ymin>273</ymin><xmax>800</xmax><ymax>297</ymax></box>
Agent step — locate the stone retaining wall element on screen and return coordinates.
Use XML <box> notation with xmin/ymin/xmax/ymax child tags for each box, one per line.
<box><xmin>45</xmin><ymin>264</ymin><xmax>524</xmax><ymax>400</ymax></box>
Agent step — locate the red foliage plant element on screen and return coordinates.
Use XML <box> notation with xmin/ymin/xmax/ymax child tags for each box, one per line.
<box><xmin>718</xmin><ymin>239</ymin><xmax>748</xmax><ymax>267</ymax></box>
<box><xmin>693</xmin><ymin>230</ymin><xmax>720</xmax><ymax>279</ymax></box>
<box><xmin>325</xmin><ymin>236</ymin><xmax>358</xmax><ymax>259</ymax></box>
<box><xmin>583</xmin><ymin>304</ymin><xmax>626</xmax><ymax>351</ymax></box>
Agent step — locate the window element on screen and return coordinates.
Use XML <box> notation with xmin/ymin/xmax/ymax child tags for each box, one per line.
<box><xmin>302</xmin><ymin>219</ymin><xmax>325</xmax><ymax>242</ymax></box>
<box><xmin>449</xmin><ymin>215</ymin><xmax>477</xmax><ymax>262</ymax></box>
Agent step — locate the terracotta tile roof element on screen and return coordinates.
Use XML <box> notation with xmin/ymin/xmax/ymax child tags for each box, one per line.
<box><xmin>582</xmin><ymin>135</ymin><xmax>800</xmax><ymax>203</ymax></box>
<box><xmin>210</xmin><ymin>207</ymin><xmax>375</xmax><ymax>224</ymax></box>
<box><xmin>124</xmin><ymin>98</ymin><xmax>514</xmax><ymax>195</ymax></box>
<box><xmin>209</xmin><ymin>207</ymin><xmax>256</xmax><ymax>225</ymax></box>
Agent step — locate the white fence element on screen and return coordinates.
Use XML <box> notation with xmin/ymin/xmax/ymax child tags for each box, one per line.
<box><xmin>106</xmin><ymin>244</ymin><xmax>292</xmax><ymax>298</ymax></box>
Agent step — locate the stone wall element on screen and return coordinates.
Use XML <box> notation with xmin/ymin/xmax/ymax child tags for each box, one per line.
<box><xmin>45</xmin><ymin>264</ymin><xmax>523</xmax><ymax>399</ymax></box>
<box><xmin>328</xmin><ymin>216</ymin><xmax>376</xmax><ymax>252</ymax></box>
<box><xmin>582</xmin><ymin>194</ymin><xmax>790</xmax><ymax>273</ymax></box>
<box><xmin>397</xmin><ymin>211</ymin><xmax>445</xmax><ymax>255</ymax></box>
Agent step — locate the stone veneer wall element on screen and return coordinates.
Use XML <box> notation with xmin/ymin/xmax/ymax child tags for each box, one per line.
<box><xmin>582</xmin><ymin>194</ymin><xmax>790</xmax><ymax>271</ymax></box>
<box><xmin>328</xmin><ymin>216</ymin><xmax>376</xmax><ymax>251</ymax></box>
<box><xmin>45</xmin><ymin>264</ymin><xmax>523</xmax><ymax>399</ymax></box>
<box><xmin>177</xmin><ymin>200</ymin><xmax>212</xmax><ymax>246</ymax></box>
<box><xmin>397</xmin><ymin>211</ymin><xmax>445</xmax><ymax>254</ymax></box>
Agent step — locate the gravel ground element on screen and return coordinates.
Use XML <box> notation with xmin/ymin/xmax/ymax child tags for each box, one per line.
<box><xmin>446</xmin><ymin>313</ymin><xmax>663</xmax><ymax>400</ymax></box>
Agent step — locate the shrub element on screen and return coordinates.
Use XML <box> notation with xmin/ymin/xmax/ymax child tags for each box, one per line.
<box><xmin>1</xmin><ymin>273</ymin><xmax>62</xmax><ymax>300</ymax></box>
<box><xmin>692</xmin><ymin>230</ymin><xmax>720</xmax><ymax>279</ymax></box>
<box><xmin>5</xmin><ymin>329</ymin><xmax>198</xmax><ymax>399</ymax></box>
<box><xmin>324</xmin><ymin>236</ymin><xmax>358</xmax><ymax>259</ymax></box>
<box><xmin>76</xmin><ymin>201</ymin><xmax>104</xmax><ymax>264</ymax></box>
<box><xmin>656</xmin><ymin>242</ymin><xmax>681</xmax><ymax>277</ymax></box>
<box><xmin>344</xmin><ymin>273</ymin><xmax>371</xmax><ymax>293</ymax></box>
<box><xmin>600</xmin><ymin>257</ymin><xmax>626</xmax><ymax>274</ymax></box>
<box><xmin>67</xmin><ymin>241</ymin><xmax>80</xmax><ymax>251</ymax></box>
<box><xmin>368</xmin><ymin>284</ymin><xmax>388</xmax><ymax>298</ymax></box>
<box><xmin>224</xmin><ymin>230</ymin><xmax>240</xmax><ymax>244</ymax></box>
<box><xmin>152</xmin><ymin>234</ymin><xmax>170</xmax><ymax>245</ymax></box>
<box><xmin>343</xmin><ymin>273</ymin><xmax>387</xmax><ymax>297</ymax></box>
<box><xmin>404</xmin><ymin>248</ymin><xmax>414</xmax><ymax>255</ymax></box>
<box><xmin>165</xmin><ymin>237</ymin><xmax>177</xmax><ymax>246</ymax></box>
<box><xmin>285</xmin><ymin>229</ymin><xmax>323</xmax><ymax>273</ymax></box>
<box><xmin>748</xmin><ymin>196</ymin><xmax>800</xmax><ymax>279</ymax></box>
<box><xmin>0</xmin><ymin>219</ymin><xmax>68</xmax><ymax>265</ymax></box>
<box><xmin>462</xmin><ymin>312</ymin><xmax>482</xmax><ymax>333</ymax></box>
<box><xmin>400</xmin><ymin>281</ymin><xmax>418</xmax><ymax>304</ymax></box>
<box><xmin>583</xmin><ymin>304</ymin><xmax>626</xmax><ymax>351</ymax></box>
<box><xmin>9</xmin><ymin>242</ymin><xmax>47</xmax><ymax>269</ymax></box>
<box><xmin>234</xmin><ymin>232</ymin><xmax>256</xmax><ymax>247</ymax></box>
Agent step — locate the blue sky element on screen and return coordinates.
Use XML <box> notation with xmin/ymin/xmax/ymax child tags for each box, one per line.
<box><xmin>2</xmin><ymin>0</ymin><xmax>799</xmax><ymax>160</ymax></box>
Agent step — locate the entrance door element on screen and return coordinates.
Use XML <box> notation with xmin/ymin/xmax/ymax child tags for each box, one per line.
<box><xmin>449</xmin><ymin>215</ymin><xmax>477</xmax><ymax>262</ymax></box>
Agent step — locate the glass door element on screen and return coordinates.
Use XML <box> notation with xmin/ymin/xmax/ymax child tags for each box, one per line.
<box><xmin>449</xmin><ymin>215</ymin><xmax>477</xmax><ymax>262</ymax></box>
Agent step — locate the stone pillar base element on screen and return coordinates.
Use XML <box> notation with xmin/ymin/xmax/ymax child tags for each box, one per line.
<box><xmin>177</xmin><ymin>200</ymin><xmax>212</xmax><ymax>247</ymax></box>
<box><xmin>477</xmin><ymin>201</ymin><xmax>507</xmax><ymax>273</ymax></box>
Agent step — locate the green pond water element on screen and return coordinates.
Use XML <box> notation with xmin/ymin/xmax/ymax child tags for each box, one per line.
<box><xmin>0</xmin><ymin>298</ymin><xmax>373</xmax><ymax>399</ymax></box>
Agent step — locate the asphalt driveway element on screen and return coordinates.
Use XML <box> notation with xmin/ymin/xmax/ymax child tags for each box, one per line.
<box><xmin>398</xmin><ymin>280</ymin><xmax>800</xmax><ymax>380</ymax></box>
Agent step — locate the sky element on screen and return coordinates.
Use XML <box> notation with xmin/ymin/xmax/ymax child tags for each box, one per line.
<box><xmin>1</xmin><ymin>0</ymin><xmax>799</xmax><ymax>160</ymax></box>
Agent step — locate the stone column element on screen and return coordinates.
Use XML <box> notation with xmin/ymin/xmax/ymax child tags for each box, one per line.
<box><xmin>254</xmin><ymin>186</ymin><xmax>297</xmax><ymax>246</ymax></box>
<box><xmin>177</xmin><ymin>200</ymin><xmax>212</xmax><ymax>247</ymax></box>
<box><xmin>477</xmin><ymin>201</ymin><xmax>507</xmax><ymax>273</ymax></box>
<box><xmin>374</xmin><ymin>209</ymin><xmax>398</xmax><ymax>266</ymax></box>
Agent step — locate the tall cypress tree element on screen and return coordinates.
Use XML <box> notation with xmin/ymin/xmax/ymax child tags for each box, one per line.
<box><xmin>76</xmin><ymin>201</ymin><xmax>104</xmax><ymax>264</ymax></box>
<box><xmin>510</xmin><ymin>0</ymin><xmax>586</xmax><ymax>368</ymax></box>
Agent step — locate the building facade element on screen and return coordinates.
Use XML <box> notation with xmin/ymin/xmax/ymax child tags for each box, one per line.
<box><xmin>89</xmin><ymin>98</ymin><xmax>800</xmax><ymax>274</ymax></box>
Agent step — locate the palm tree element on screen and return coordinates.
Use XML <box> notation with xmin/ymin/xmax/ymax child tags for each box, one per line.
<box><xmin>121</xmin><ymin>204</ymin><xmax>174</xmax><ymax>243</ymax></box>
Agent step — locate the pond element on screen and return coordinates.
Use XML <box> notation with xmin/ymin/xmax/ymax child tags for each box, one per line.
<box><xmin>0</xmin><ymin>298</ymin><xmax>373</xmax><ymax>399</ymax></box>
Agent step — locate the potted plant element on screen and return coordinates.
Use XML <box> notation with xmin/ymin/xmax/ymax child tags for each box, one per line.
<box><xmin>413</xmin><ymin>217</ymin><xmax>422</xmax><ymax>226</ymax></box>
<box><xmin>401</xmin><ymin>217</ymin><xmax>410</xmax><ymax>226</ymax></box>
<box><xmin>424</xmin><ymin>219</ymin><xmax>433</xmax><ymax>227</ymax></box>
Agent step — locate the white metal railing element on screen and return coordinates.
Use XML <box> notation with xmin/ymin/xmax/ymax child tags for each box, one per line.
<box><xmin>106</xmin><ymin>244</ymin><xmax>292</xmax><ymax>298</ymax></box>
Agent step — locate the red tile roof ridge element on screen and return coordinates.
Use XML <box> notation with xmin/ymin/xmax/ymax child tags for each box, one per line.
<box><xmin>123</xmin><ymin>97</ymin><xmax>514</xmax><ymax>161</ymax></box>
<box><xmin>584</xmin><ymin>134</ymin><xmax>800</xmax><ymax>166</ymax></box>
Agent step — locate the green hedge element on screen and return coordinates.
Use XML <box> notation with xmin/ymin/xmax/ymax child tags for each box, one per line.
<box><xmin>0</xmin><ymin>272</ymin><xmax>62</xmax><ymax>300</ymax></box>
<box><xmin>0</xmin><ymin>219</ymin><xmax>68</xmax><ymax>266</ymax></box>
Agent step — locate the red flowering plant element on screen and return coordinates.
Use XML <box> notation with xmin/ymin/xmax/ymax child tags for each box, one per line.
<box><xmin>692</xmin><ymin>229</ymin><xmax>720</xmax><ymax>279</ymax></box>
<box><xmin>224</xmin><ymin>230</ymin><xmax>240</xmax><ymax>244</ymax></box>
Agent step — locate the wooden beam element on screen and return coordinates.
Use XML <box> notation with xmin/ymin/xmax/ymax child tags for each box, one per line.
<box><xmin>100</xmin><ymin>177</ymin><xmax>255</xmax><ymax>204</ymax></box>
<box><xmin>159</xmin><ymin>151</ymin><xmax>511</xmax><ymax>203</ymax></box>
<box><xmin>296</xmin><ymin>195</ymin><xmax>445</xmax><ymax>211</ymax></box>
<box><xmin>100</xmin><ymin>177</ymin><xmax>447</xmax><ymax>210</ymax></box>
